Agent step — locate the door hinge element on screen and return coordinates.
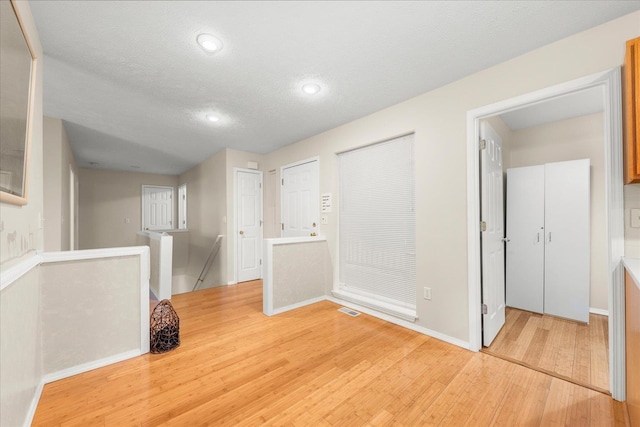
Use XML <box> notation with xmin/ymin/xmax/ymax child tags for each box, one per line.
<box><xmin>480</xmin><ymin>221</ymin><xmax>487</xmax><ymax>232</ymax></box>
<box><xmin>479</xmin><ymin>139</ymin><xmax>487</xmax><ymax>150</ymax></box>
<box><xmin>281</xmin><ymin>178</ymin><xmax>284</xmax><ymax>186</ymax></box>
<box><xmin>260</xmin><ymin>259</ymin><xmax>262</xmax><ymax>265</ymax></box>
<box><xmin>481</xmin><ymin>304</ymin><xmax>488</xmax><ymax>315</ymax></box>
<box><xmin>281</xmin><ymin>223</ymin><xmax>284</xmax><ymax>231</ymax></box>
<box><xmin>259</xmin><ymin>183</ymin><xmax>262</xmax><ymax>189</ymax></box>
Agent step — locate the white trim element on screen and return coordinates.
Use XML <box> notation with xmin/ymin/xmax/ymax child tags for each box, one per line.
<box><xmin>0</xmin><ymin>252</ymin><xmax>41</xmax><ymax>291</ymax></box>
<box><xmin>466</xmin><ymin>68</ymin><xmax>625</xmax><ymax>400</ymax></box>
<box><xmin>331</xmin><ymin>289</ymin><xmax>417</xmax><ymax>322</ymax></box>
<box><xmin>590</xmin><ymin>307</ymin><xmax>609</xmax><ymax>316</ymax></box>
<box><xmin>41</xmin><ymin>246</ymin><xmax>149</xmax><ymax>264</ymax></box>
<box><xmin>139</xmin><ymin>247</ymin><xmax>151</xmax><ymax>353</ymax></box>
<box><xmin>42</xmin><ymin>349</ymin><xmax>142</xmax><ymax>384</ymax></box>
<box><xmin>326</xmin><ymin>296</ymin><xmax>470</xmax><ymax>349</ymax></box>
<box><xmin>178</xmin><ymin>183</ymin><xmax>187</xmax><ymax>230</ymax></box>
<box><xmin>233</xmin><ymin>168</ymin><xmax>264</xmax><ymax>284</ymax></box>
<box><xmin>279</xmin><ymin>156</ymin><xmax>320</xmax><ymax>238</ymax></box>
<box><xmin>268</xmin><ymin>296</ymin><xmax>327</xmax><ymax>316</ymax></box>
<box><xmin>227</xmin><ymin>280</ymin><xmax>237</xmax><ymax>286</ymax></box>
<box><xmin>24</xmin><ymin>380</ymin><xmax>44</xmax><ymax>427</ymax></box>
<box><xmin>263</xmin><ymin>237</ymin><xmax>274</xmax><ymax>314</ymax></box>
<box><xmin>262</xmin><ymin>236</ymin><xmax>327</xmax><ymax>316</ymax></box>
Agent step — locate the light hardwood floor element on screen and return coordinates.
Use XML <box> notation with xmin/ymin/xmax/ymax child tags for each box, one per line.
<box><xmin>484</xmin><ymin>307</ymin><xmax>609</xmax><ymax>393</ymax></box>
<box><xmin>33</xmin><ymin>281</ymin><xmax>625</xmax><ymax>426</ymax></box>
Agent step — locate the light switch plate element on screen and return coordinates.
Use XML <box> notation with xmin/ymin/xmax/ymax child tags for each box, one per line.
<box><xmin>632</xmin><ymin>208</ymin><xmax>640</xmax><ymax>228</ymax></box>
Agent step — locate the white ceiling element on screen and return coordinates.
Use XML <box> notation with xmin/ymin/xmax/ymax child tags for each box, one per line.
<box><xmin>30</xmin><ymin>1</ymin><xmax>640</xmax><ymax>175</ymax></box>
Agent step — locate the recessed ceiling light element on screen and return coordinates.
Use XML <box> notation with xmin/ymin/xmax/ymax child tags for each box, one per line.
<box><xmin>197</xmin><ymin>33</ymin><xmax>223</xmax><ymax>53</ymax></box>
<box><xmin>302</xmin><ymin>83</ymin><xmax>321</xmax><ymax>95</ymax></box>
<box><xmin>206</xmin><ymin>114</ymin><xmax>220</xmax><ymax>123</ymax></box>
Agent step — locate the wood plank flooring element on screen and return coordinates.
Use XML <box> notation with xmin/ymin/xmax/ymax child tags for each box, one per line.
<box><xmin>485</xmin><ymin>307</ymin><xmax>609</xmax><ymax>392</ymax></box>
<box><xmin>33</xmin><ymin>281</ymin><xmax>624</xmax><ymax>426</ymax></box>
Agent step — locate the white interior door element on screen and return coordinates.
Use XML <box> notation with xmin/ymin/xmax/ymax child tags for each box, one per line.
<box><xmin>281</xmin><ymin>159</ymin><xmax>319</xmax><ymax>237</ymax></box>
<box><xmin>544</xmin><ymin>159</ymin><xmax>590</xmax><ymax>322</ymax></box>
<box><xmin>505</xmin><ymin>165</ymin><xmax>545</xmax><ymax>314</ymax></box>
<box><xmin>178</xmin><ymin>183</ymin><xmax>187</xmax><ymax>229</ymax></box>
<box><xmin>480</xmin><ymin>122</ymin><xmax>506</xmax><ymax>346</ymax></box>
<box><xmin>142</xmin><ymin>185</ymin><xmax>173</xmax><ymax>230</ymax></box>
<box><xmin>237</xmin><ymin>170</ymin><xmax>263</xmax><ymax>283</ymax></box>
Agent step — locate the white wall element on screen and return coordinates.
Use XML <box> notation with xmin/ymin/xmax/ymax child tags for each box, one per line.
<box><xmin>43</xmin><ymin>116</ymin><xmax>78</xmax><ymax>251</ymax></box>
<box><xmin>508</xmin><ymin>113</ymin><xmax>607</xmax><ymax>311</ymax></box>
<box><xmin>262</xmin><ymin>12</ymin><xmax>640</xmax><ymax>343</ymax></box>
<box><xmin>78</xmin><ymin>168</ymin><xmax>178</xmax><ymax>249</ymax></box>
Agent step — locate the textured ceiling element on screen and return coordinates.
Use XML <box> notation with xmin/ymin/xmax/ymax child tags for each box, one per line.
<box><xmin>30</xmin><ymin>1</ymin><xmax>640</xmax><ymax>175</ymax></box>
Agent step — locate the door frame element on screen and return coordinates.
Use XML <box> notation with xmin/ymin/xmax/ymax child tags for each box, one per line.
<box><xmin>280</xmin><ymin>156</ymin><xmax>319</xmax><ymax>237</ymax></box>
<box><xmin>466</xmin><ymin>68</ymin><xmax>625</xmax><ymax>399</ymax></box>
<box><xmin>141</xmin><ymin>184</ymin><xmax>175</xmax><ymax>231</ymax></box>
<box><xmin>233</xmin><ymin>168</ymin><xmax>264</xmax><ymax>283</ymax></box>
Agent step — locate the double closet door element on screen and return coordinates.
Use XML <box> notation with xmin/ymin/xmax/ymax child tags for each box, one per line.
<box><xmin>505</xmin><ymin>159</ymin><xmax>590</xmax><ymax>323</ymax></box>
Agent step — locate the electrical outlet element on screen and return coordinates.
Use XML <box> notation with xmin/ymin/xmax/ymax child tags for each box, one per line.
<box><xmin>632</xmin><ymin>208</ymin><xmax>640</xmax><ymax>228</ymax></box>
<box><xmin>423</xmin><ymin>287</ymin><xmax>432</xmax><ymax>300</ymax></box>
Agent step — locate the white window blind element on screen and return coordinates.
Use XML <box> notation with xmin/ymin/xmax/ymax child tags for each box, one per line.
<box><xmin>337</xmin><ymin>134</ymin><xmax>416</xmax><ymax>319</ymax></box>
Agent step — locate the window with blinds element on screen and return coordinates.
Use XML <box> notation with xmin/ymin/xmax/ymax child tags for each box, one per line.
<box><xmin>336</xmin><ymin>133</ymin><xmax>416</xmax><ymax>320</ymax></box>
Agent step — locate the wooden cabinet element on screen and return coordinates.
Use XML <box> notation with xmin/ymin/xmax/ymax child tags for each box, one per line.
<box><xmin>625</xmin><ymin>37</ymin><xmax>640</xmax><ymax>184</ymax></box>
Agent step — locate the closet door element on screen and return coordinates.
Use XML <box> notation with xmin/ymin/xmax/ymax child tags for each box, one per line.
<box><xmin>505</xmin><ymin>165</ymin><xmax>545</xmax><ymax>314</ymax></box>
<box><xmin>544</xmin><ymin>159</ymin><xmax>590</xmax><ymax>323</ymax></box>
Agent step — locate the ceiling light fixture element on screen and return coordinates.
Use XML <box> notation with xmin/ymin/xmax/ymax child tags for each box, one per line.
<box><xmin>206</xmin><ymin>113</ymin><xmax>220</xmax><ymax>123</ymax></box>
<box><xmin>302</xmin><ymin>83</ymin><xmax>321</xmax><ymax>95</ymax></box>
<box><xmin>197</xmin><ymin>33</ymin><xmax>223</xmax><ymax>53</ymax></box>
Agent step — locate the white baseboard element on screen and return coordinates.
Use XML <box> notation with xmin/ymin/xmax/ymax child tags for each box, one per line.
<box><xmin>268</xmin><ymin>296</ymin><xmax>327</xmax><ymax>316</ymax></box>
<box><xmin>42</xmin><ymin>349</ymin><xmax>142</xmax><ymax>384</ymax></box>
<box><xmin>326</xmin><ymin>296</ymin><xmax>470</xmax><ymax>350</ymax></box>
<box><xmin>590</xmin><ymin>307</ymin><xmax>609</xmax><ymax>316</ymax></box>
<box><xmin>24</xmin><ymin>379</ymin><xmax>45</xmax><ymax>427</ymax></box>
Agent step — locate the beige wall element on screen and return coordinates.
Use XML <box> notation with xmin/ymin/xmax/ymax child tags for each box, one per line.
<box><xmin>178</xmin><ymin>148</ymin><xmax>263</xmax><ymax>287</ymax></box>
<box><xmin>78</xmin><ymin>168</ymin><xmax>178</xmax><ymax>249</ymax></box>
<box><xmin>43</xmin><ymin>117</ymin><xmax>78</xmax><ymax>251</ymax></box>
<box><xmin>508</xmin><ymin>113</ymin><xmax>607</xmax><ymax>310</ymax></box>
<box><xmin>0</xmin><ymin>267</ymin><xmax>41</xmax><ymax>427</ymax></box>
<box><xmin>40</xmin><ymin>256</ymin><xmax>141</xmax><ymax>375</ymax></box>
<box><xmin>0</xmin><ymin>1</ymin><xmax>44</xmax><ymax>270</ymax></box>
<box><xmin>179</xmin><ymin>149</ymin><xmax>226</xmax><ymax>287</ymax></box>
<box><xmin>261</xmin><ymin>12</ymin><xmax>640</xmax><ymax>342</ymax></box>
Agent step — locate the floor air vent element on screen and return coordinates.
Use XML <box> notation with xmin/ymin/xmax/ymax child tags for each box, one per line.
<box><xmin>338</xmin><ymin>307</ymin><xmax>361</xmax><ymax>317</ymax></box>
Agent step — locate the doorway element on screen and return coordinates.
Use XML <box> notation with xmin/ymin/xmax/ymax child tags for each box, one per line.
<box><xmin>467</xmin><ymin>69</ymin><xmax>625</xmax><ymax>399</ymax></box>
<box><xmin>235</xmin><ymin>169</ymin><xmax>263</xmax><ymax>283</ymax></box>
